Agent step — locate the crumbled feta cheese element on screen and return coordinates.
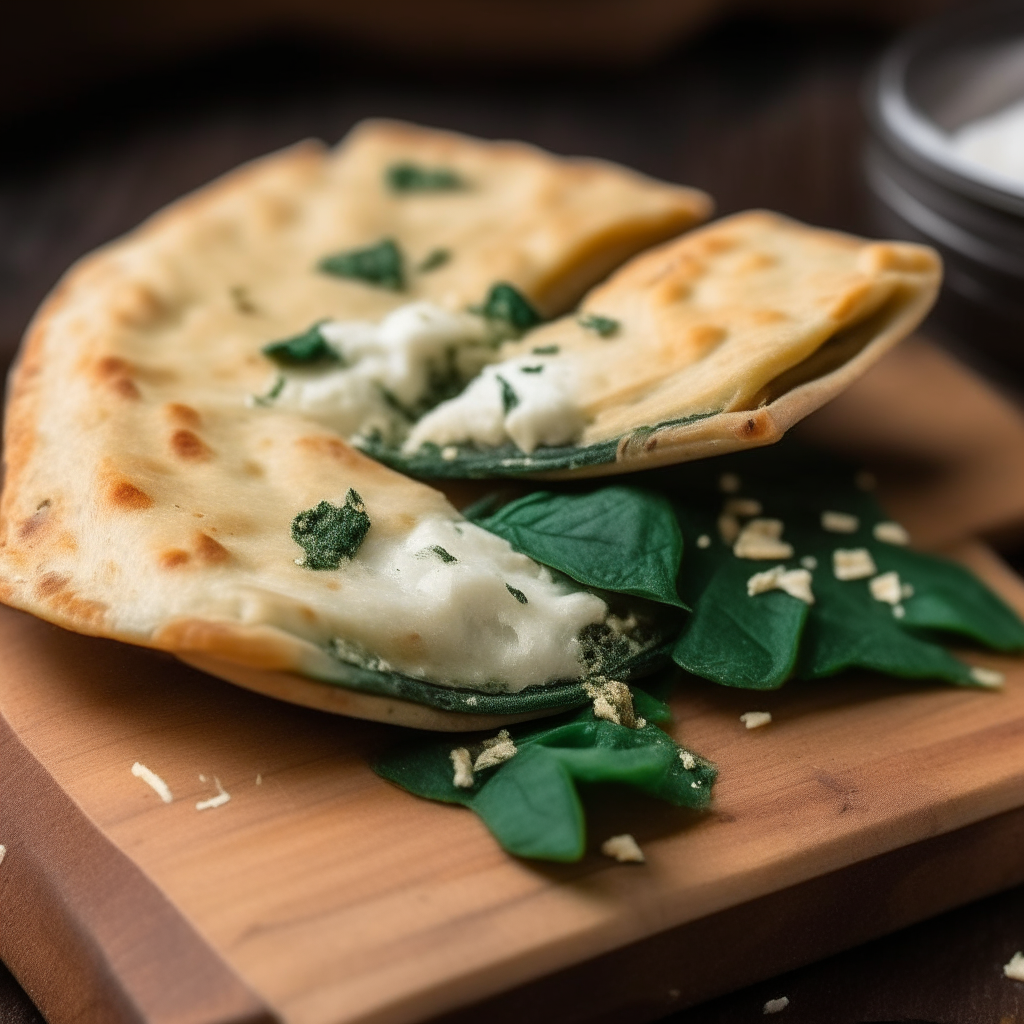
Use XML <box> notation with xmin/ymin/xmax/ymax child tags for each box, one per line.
<box><xmin>719</xmin><ymin>473</ymin><xmax>741</xmax><ymax>494</ymax></box>
<box><xmin>822</xmin><ymin>510</ymin><xmax>859</xmax><ymax>533</ymax></box>
<box><xmin>763</xmin><ymin>996</ymin><xmax>790</xmax><ymax>1013</ymax></box>
<box><xmin>585</xmin><ymin>678</ymin><xmax>637</xmax><ymax>727</ymax></box>
<box><xmin>473</xmin><ymin>730</ymin><xmax>518</xmax><ymax>771</ymax></box>
<box><xmin>195</xmin><ymin>777</ymin><xmax>231</xmax><ymax>811</ymax></box>
<box><xmin>1004</xmin><ymin>951</ymin><xmax>1024</xmax><ymax>981</ymax></box>
<box><xmin>869</xmin><ymin>571</ymin><xmax>902</xmax><ymax>605</ymax></box>
<box><xmin>971</xmin><ymin>666</ymin><xmax>1005</xmax><ymax>688</ymax></box>
<box><xmin>724</xmin><ymin>498</ymin><xmax>763</xmax><ymax>517</ymax></box>
<box><xmin>465</xmin><ymin>695</ymin><xmax>479</xmax><ymax>706</ymax></box>
<box><xmin>734</xmin><ymin>519</ymin><xmax>794</xmax><ymax>560</ymax></box>
<box><xmin>833</xmin><ymin>547</ymin><xmax>877</xmax><ymax>581</ymax></box>
<box><xmin>255</xmin><ymin>774</ymin><xmax>262</xmax><ymax>786</ymax></box>
<box><xmin>718</xmin><ymin>513</ymin><xmax>741</xmax><ymax>545</ymax></box>
<box><xmin>131</xmin><ymin>762</ymin><xmax>173</xmax><ymax>804</ymax></box>
<box><xmin>680</xmin><ymin>751</ymin><xmax>697</xmax><ymax>770</ymax></box>
<box><xmin>441</xmin><ymin>446</ymin><xmax>459</xmax><ymax>461</ymax></box>
<box><xmin>601</xmin><ymin>834</ymin><xmax>645</xmax><ymax>863</ymax></box>
<box><xmin>451</xmin><ymin>747</ymin><xmax>475</xmax><ymax>788</ymax></box>
<box><xmin>893</xmin><ymin>604</ymin><xmax>906</xmax><ymax>619</ymax></box>
<box><xmin>855</xmin><ymin>471</ymin><xmax>877</xmax><ymax>491</ymax></box>
<box><xmin>747</xmin><ymin>565</ymin><xmax>814</xmax><ymax>604</ymax></box>
<box><xmin>800</xmin><ymin>555</ymin><xmax>818</xmax><ymax>570</ymax></box>
<box><xmin>741</xmin><ymin>711</ymin><xmax>773</xmax><ymax>729</ymax></box>
<box><xmin>901</xmin><ymin>582</ymin><xmax>915</xmax><ymax>599</ymax></box>
<box><xmin>696</xmin><ymin>534</ymin><xmax>712</xmax><ymax>549</ymax></box>
<box><xmin>0</xmin><ymin>844</ymin><xmax>6</xmax><ymax>867</ymax></box>
<box><xmin>874</xmin><ymin>521</ymin><xmax>910</xmax><ymax>545</ymax></box>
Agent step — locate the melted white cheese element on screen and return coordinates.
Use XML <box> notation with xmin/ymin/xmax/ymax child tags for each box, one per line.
<box><xmin>271</xmin><ymin>303</ymin><xmax>495</xmax><ymax>439</ymax></box>
<box><xmin>405</xmin><ymin>356</ymin><xmax>585</xmax><ymax>454</ymax></box>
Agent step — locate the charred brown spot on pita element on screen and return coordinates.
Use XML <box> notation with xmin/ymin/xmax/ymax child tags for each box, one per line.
<box><xmin>37</xmin><ymin>571</ymin><xmax>70</xmax><ymax>597</ymax></box>
<box><xmin>111</xmin><ymin>283</ymin><xmax>163</xmax><ymax>327</ymax></box>
<box><xmin>170</xmin><ymin>429</ymin><xmax>212</xmax><ymax>461</ymax></box>
<box><xmin>94</xmin><ymin>356</ymin><xmax>140</xmax><ymax>399</ymax></box>
<box><xmin>159</xmin><ymin>549</ymin><xmax>190</xmax><ymax>569</ymax></box>
<box><xmin>740</xmin><ymin>412</ymin><xmax>771</xmax><ymax>440</ymax></box>
<box><xmin>50</xmin><ymin>590</ymin><xmax>107</xmax><ymax>626</ymax></box>
<box><xmin>165</xmin><ymin>403</ymin><xmax>201</xmax><ymax>428</ymax></box>
<box><xmin>751</xmin><ymin>308</ymin><xmax>788</xmax><ymax>325</ymax></box>
<box><xmin>107</xmin><ymin>479</ymin><xmax>154</xmax><ymax>511</ymax></box>
<box><xmin>19</xmin><ymin>500</ymin><xmax>51</xmax><ymax>539</ymax></box>
<box><xmin>194</xmin><ymin>532</ymin><xmax>229</xmax><ymax>565</ymax></box>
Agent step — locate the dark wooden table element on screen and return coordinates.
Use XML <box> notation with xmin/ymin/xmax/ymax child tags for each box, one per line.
<box><xmin>2</xmin><ymin>13</ymin><xmax>1023</xmax><ymax>1023</ymax></box>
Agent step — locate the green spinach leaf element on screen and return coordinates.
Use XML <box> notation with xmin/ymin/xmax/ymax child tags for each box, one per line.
<box><xmin>474</xmin><ymin>282</ymin><xmax>543</xmax><ymax>334</ymax></box>
<box><xmin>473</xmin><ymin>487</ymin><xmax>687</xmax><ymax>609</ymax></box>
<box><xmin>578</xmin><ymin>313</ymin><xmax>620</xmax><ymax>338</ymax></box>
<box><xmin>318</xmin><ymin>238</ymin><xmax>405</xmax><ymax>291</ymax></box>
<box><xmin>373</xmin><ymin>695</ymin><xmax>715</xmax><ymax>861</ymax></box>
<box><xmin>417</xmin><ymin>248</ymin><xmax>450</xmax><ymax>272</ymax></box>
<box><xmin>262</xmin><ymin>321</ymin><xmax>338</xmax><ymax>366</ymax></box>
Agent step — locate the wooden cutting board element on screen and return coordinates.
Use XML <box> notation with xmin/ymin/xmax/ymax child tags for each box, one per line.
<box><xmin>4</xmin><ymin>340</ymin><xmax>1024</xmax><ymax>1024</ymax></box>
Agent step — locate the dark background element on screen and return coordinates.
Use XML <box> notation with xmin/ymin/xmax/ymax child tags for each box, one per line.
<box><xmin>2</xmin><ymin>8</ymin><xmax>1024</xmax><ymax>1023</ymax></box>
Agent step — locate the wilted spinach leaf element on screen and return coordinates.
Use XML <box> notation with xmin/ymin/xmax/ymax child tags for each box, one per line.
<box><xmin>474</xmin><ymin>282</ymin><xmax>543</xmax><ymax>334</ymax></box>
<box><xmin>318</xmin><ymin>238</ymin><xmax>405</xmax><ymax>291</ymax></box>
<box><xmin>292</xmin><ymin>490</ymin><xmax>371</xmax><ymax>569</ymax></box>
<box><xmin>386</xmin><ymin>162</ymin><xmax>465</xmax><ymax>192</ymax></box>
<box><xmin>262</xmin><ymin>321</ymin><xmax>337</xmax><ymax>366</ymax></box>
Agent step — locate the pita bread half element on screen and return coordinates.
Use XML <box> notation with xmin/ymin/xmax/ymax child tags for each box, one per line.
<box><xmin>0</xmin><ymin>122</ymin><xmax>709</xmax><ymax>729</ymax></box>
<box><xmin>369</xmin><ymin>211</ymin><xmax>941</xmax><ymax>478</ymax></box>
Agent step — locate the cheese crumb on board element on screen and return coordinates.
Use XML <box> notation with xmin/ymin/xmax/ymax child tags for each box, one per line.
<box><xmin>450</xmin><ymin>747</ymin><xmax>475</xmax><ymax>787</ymax></box>
<box><xmin>696</xmin><ymin>534</ymin><xmax>711</xmax><ymax>549</ymax></box>
<box><xmin>833</xmin><ymin>547</ymin><xmax>877</xmax><ymax>581</ymax></box>
<box><xmin>821</xmin><ymin>510</ymin><xmax>859</xmax><ymax>533</ymax></box>
<box><xmin>874</xmin><ymin>521</ymin><xmax>910</xmax><ymax>545</ymax></box>
<box><xmin>680</xmin><ymin>750</ymin><xmax>697</xmax><ymax>770</ymax></box>
<box><xmin>601</xmin><ymin>834</ymin><xmax>645</xmax><ymax>863</ymax></box>
<box><xmin>473</xmin><ymin>730</ymin><xmax>518</xmax><ymax>771</ymax></box>
<box><xmin>255</xmin><ymin>774</ymin><xmax>262</xmax><ymax>786</ymax></box>
<box><xmin>971</xmin><ymin>666</ymin><xmax>1005</xmax><ymax>688</ymax></box>
<box><xmin>747</xmin><ymin>565</ymin><xmax>814</xmax><ymax>604</ymax></box>
<box><xmin>718</xmin><ymin>513</ymin><xmax>740</xmax><ymax>545</ymax></box>
<box><xmin>0</xmin><ymin>844</ymin><xmax>6</xmax><ymax>867</ymax></box>
<box><xmin>131</xmin><ymin>762</ymin><xmax>173</xmax><ymax>804</ymax></box>
<box><xmin>893</xmin><ymin>604</ymin><xmax>906</xmax><ymax>619</ymax></box>
<box><xmin>869</xmin><ymin>571</ymin><xmax>902</xmax><ymax>605</ymax></box>
<box><xmin>724</xmin><ymin>498</ymin><xmax>762</xmax><ymax>517</ymax></box>
<box><xmin>195</xmin><ymin>777</ymin><xmax>231</xmax><ymax>811</ymax></box>
<box><xmin>719</xmin><ymin>472</ymin><xmax>741</xmax><ymax>493</ymax></box>
<box><xmin>734</xmin><ymin>519</ymin><xmax>794</xmax><ymax>560</ymax></box>
<box><xmin>585</xmin><ymin>678</ymin><xmax>637</xmax><ymax>728</ymax></box>
<box><xmin>763</xmin><ymin>996</ymin><xmax>790</xmax><ymax>1013</ymax></box>
<box><xmin>800</xmin><ymin>555</ymin><xmax>817</xmax><ymax>570</ymax></box>
<box><xmin>741</xmin><ymin>711</ymin><xmax>773</xmax><ymax>729</ymax></box>
<box><xmin>1004</xmin><ymin>951</ymin><xmax>1024</xmax><ymax>981</ymax></box>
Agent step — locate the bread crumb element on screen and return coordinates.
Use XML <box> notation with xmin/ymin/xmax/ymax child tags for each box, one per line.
<box><xmin>1004</xmin><ymin>951</ymin><xmax>1024</xmax><ymax>981</ymax></box>
<box><xmin>734</xmin><ymin>519</ymin><xmax>794</xmax><ymax>560</ymax></box>
<box><xmin>255</xmin><ymin>773</ymin><xmax>262</xmax><ymax>786</ymax></box>
<box><xmin>763</xmin><ymin>995</ymin><xmax>790</xmax><ymax>1013</ymax></box>
<box><xmin>724</xmin><ymin>498</ymin><xmax>762</xmax><ymax>517</ymax></box>
<box><xmin>874</xmin><ymin>521</ymin><xmax>910</xmax><ymax>545</ymax></box>
<box><xmin>747</xmin><ymin>565</ymin><xmax>814</xmax><ymax>604</ymax></box>
<box><xmin>971</xmin><ymin>666</ymin><xmax>1005</xmax><ymax>688</ymax></box>
<box><xmin>833</xmin><ymin>547</ymin><xmax>877</xmax><ymax>580</ymax></box>
<box><xmin>719</xmin><ymin>472</ymin><xmax>741</xmax><ymax>493</ymax></box>
<box><xmin>601</xmin><ymin>834</ymin><xmax>645</xmax><ymax>863</ymax></box>
<box><xmin>131</xmin><ymin>762</ymin><xmax>173</xmax><ymax>804</ymax></box>
<box><xmin>196</xmin><ymin>777</ymin><xmax>230</xmax><ymax>811</ymax></box>
<box><xmin>741</xmin><ymin>711</ymin><xmax>773</xmax><ymax>729</ymax></box>
<box><xmin>474</xmin><ymin>730</ymin><xmax>517</xmax><ymax>771</ymax></box>
<box><xmin>680</xmin><ymin>750</ymin><xmax>697</xmax><ymax>770</ymax></box>
<box><xmin>696</xmin><ymin>534</ymin><xmax>711</xmax><ymax>549</ymax></box>
<box><xmin>450</xmin><ymin>747</ymin><xmax>475</xmax><ymax>788</ymax></box>
<box><xmin>822</xmin><ymin>510</ymin><xmax>859</xmax><ymax>533</ymax></box>
<box><xmin>718</xmin><ymin>513</ymin><xmax>740</xmax><ymax>544</ymax></box>
<box><xmin>869</xmin><ymin>571</ymin><xmax>902</xmax><ymax>605</ymax></box>
<box><xmin>0</xmin><ymin>845</ymin><xmax>6</xmax><ymax>867</ymax></box>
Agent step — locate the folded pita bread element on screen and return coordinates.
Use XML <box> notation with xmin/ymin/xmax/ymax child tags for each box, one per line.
<box><xmin>0</xmin><ymin>121</ymin><xmax>707</xmax><ymax>730</ymax></box>
<box><xmin>371</xmin><ymin>211</ymin><xmax>941</xmax><ymax>478</ymax></box>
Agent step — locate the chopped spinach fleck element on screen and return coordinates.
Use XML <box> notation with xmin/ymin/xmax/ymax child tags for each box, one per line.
<box><xmin>497</xmin><ymin>375</ymin><xmax>519</xmax><ymax>414</ymax></box>
<box><xmin>506</xmin><ymin>584</ymin><xmax>528</xmax><ymax>605</ymax></box>
<box><xmin>417</xmin><ymin>248</ymin><xmax>451</xmax><ymax>272</ymax></box>
<box><xmin>579</xmin><ymin>313</ymin><xmax>620</xmax><ymax>338</ymax></box>
<box><xmin>386</xmin><ymin>162</ymin><xmax>466</xmax><ymax>193</ymax></box>
<box><xmin>520</xmin><ymin>365</ymin><xmax>544</xmax><ymax>374</ymax></box>
<box><xmin>262</xmin><ymin>321</ymin><xmax>338</xmax><ymax>366</ymax></box>
<box><xmin>291</xmin><ymin>490</ymin><xmax>371</xmax><ymax>570</ymax></box>
<box><xmin>427</xmin><ymin>545</ymin><xmax>457</xmax><ymax>563</ymax></box>
<box><xmin>532</xmin><ymin>345</ymin><xmax>560</xmax><ymax>355</ymax></box>
<box><xmin>251</xmin><ymin>374</ymin><xmax>286</xmax><ymax>407</ymax></box>
<box><xmin>474</xmin><ymin>282</ymin><xmax>543</xmax><ymax>334</ymax></box>
<box><xmin>318</xmin><ymin>238</ymin><xmax>405</xmax><ymax>291</ymax></box>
